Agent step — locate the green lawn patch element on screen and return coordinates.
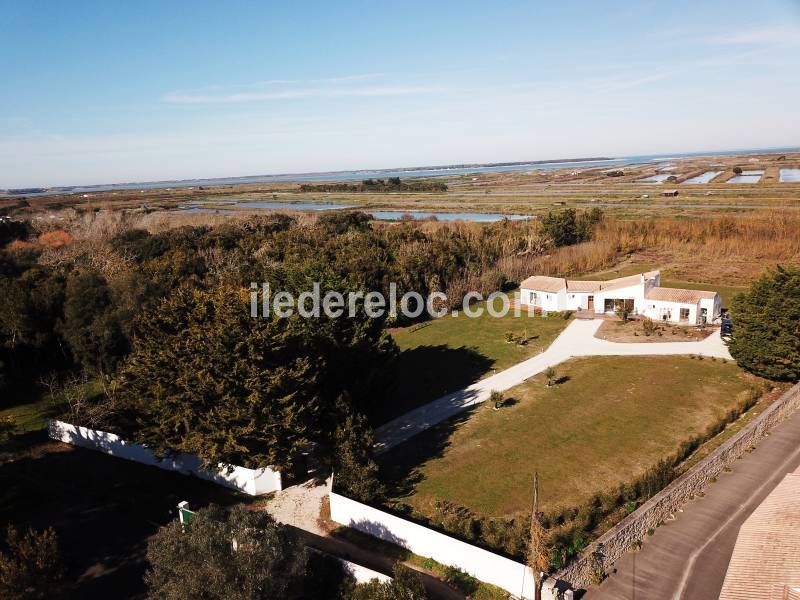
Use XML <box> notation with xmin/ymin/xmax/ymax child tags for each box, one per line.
<box><xmin>371</xmin><ymin>305</ymin><xmax>570</xmax><ymax>424</ymax></box>
<box><xmin>0</xmin><ymin>394</ymin><xmax>59</xmax><ymax>434</ymax></box>
<box><xmin>380</xmin><ymin>356</ymin><xmax>761</xmax><ymax>517</ymax></box>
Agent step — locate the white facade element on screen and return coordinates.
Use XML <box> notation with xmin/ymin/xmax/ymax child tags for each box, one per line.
<box><xmin>522</xmin><ymin>288</ymin><xmax>565</xmax><ymax>312</ymax></box>
<box><xmin>520</xmin><ymin>271</ymin><xmax>721</xmax><ymax>325</ymax></box>
<box><xmin>49</xmin><ymin>420</ymin><xmax>282</xmax><ymax>495</ymax></box>
<box><xmin>329</xmin><ymin>489</ymin><xmax>560</xmax><ymax>600</ymax></box>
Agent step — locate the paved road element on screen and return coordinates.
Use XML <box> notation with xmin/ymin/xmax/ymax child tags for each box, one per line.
<box><xmin>374</xmin><ymin>319</ymin><xmax>732</xmax><ymax>452</ymax></box>
<box><xmin>586</xmin><ymin>405</ymin><xmax>800</xmax><ymax>600</ymax></box>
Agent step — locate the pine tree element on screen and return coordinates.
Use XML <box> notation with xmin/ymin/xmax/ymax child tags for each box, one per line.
<box><xmin>118</xmin><ymin>284</ymin><xmax>323</xmax><ymax>469</ymax></box>
<box><xmin>729</xmin><ymin>266</ymin><xmax>800</xmax><ymax>381</ymax></box>
<box><xmin>333</xmin><ymin>398</ymin><xmax>384</xmax><ymax>502</ymax></box>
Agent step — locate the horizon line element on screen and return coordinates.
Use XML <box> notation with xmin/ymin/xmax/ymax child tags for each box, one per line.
<box><xmin>3</xmin><ymin>144</ymin><xmax>800</xmax><ymax>194</ymax></box>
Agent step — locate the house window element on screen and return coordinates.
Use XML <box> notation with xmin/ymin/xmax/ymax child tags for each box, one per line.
<box><xmin>680</xmin><ymin>308</ymin><xmax>690</xmax><ymax>321</ymax></box>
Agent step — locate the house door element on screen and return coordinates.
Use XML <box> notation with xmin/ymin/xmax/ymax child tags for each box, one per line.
<box><xmin>588</xmin><ymin>295</ymin><xmax>594</xmax><ymax>310</ymax></box>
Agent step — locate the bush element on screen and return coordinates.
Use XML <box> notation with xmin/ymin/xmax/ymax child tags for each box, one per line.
<box><xmin>332</xmin><ymin>400</ymin><xmax>384</xmax><ymax>503</ymax></box>
<box><xmin>0</xmin><ymin>526</ymin><xmax>63</xmax><ymax>600</ymax></box>
<box><xmin>641</xmin><ymin>318</ymin><xmax>659</xmax><ymax>337</ymax></box>
<box><xmin>489</xmin><ymin>390</ymin><xmax>505</xmax><ymax>409</ymax></box>
<box><xmin>540</xmin><ymin>208</ymin><xmax>603</xmax><ymax>247</ymax></box>
<box><xmin>544</xmin><ymin>366</ymin><xmax>557</xmax><ymax>387</ymax></box>
<box><xmin>441</xmin><ymin>565</ymin><xmax>479</xmax><ymax>595</ymax></box>
<box><xmin>145</xmin><ymin>505</ymin><xmax>306</xmax><ymax>600</ymax></box>
<box><xmin>346</xmin><ymin>564</ymin><xmax>428</xmax><ymax>600</ymax></box>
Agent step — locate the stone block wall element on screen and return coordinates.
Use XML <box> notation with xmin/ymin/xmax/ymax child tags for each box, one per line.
<box><xmin>554</xmin><ymin>383</ymin><xmax>800</xmax><ymax>590</ymax></box>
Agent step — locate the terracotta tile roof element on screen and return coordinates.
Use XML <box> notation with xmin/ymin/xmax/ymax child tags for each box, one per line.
<box><xmin>599</xmin><ymin>273</ymin><xmax>645</xmax><ymax>292</ymax></box>
<box><xmin>719</xmin><ymin>468</ymin><xmax>800</xmax><ymax>600</ymax></box>
<box><xmin>523</xmin><ymin>271</ymin><xmax>662</xmax><ymax>294</ymax></box>
<box><xmin>645</xmin><ymin>287</ymin><xmax>717</xmax><ymax>304</ymax></box>
<box><xmin>520</xmin><ymin>275</ymin><xmax>566</xmax><ymax>293</ymax></box>
<box><xmin>566</xmin><ymin>280</ymin><xmax>603</xmax><ymax>292</ymax></box>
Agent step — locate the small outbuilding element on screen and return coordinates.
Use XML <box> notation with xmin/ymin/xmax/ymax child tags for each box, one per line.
<box><xmin>662</xmin><ymin>189</ymin><xmax>679</xmax><ymax>197</ymax></box>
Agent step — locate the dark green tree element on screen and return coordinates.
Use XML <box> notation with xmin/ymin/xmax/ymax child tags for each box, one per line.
<box><xmin>118</xmin><ymin>284</ymin><xmax>322</xmax><ymax>469</ymax></box>
<box><xmin>60</xmin><ymin>271</ymin><xmax>128</xmax><ymax>374</ymax></box>
<box><xmin>0</xmin><ymin>526</ymin><xmax>64</xmax><ymax>600</ymax></box>
<box><xmin>729</xmin><ymin>266</ymin><xmax>800</xmax><ymax>381</ymax></box>
<box><xmin>540</xmin><ymin>209</ymin><xmax>579</xmax><ymax>247</ymax></box>
<box><xmin>541</xmin><ymin>208</ymin><xmax>602</xmax><ymax>247</ymax></box>
<box><xmin>576</xmin><ymin>207</ymin><xmax>604</xmax><ymax>241</ymax></box>
<box><xmin>0</xmin><ymin>265</ymin><xmax>66</xmax><ymax>397</ymax></box>
<box><xmin>332</xmin><ymin>398</ymin><xmax>384</xmax><ymax>502</ymax></box>
<box><xmin>0</xmin><ymin>219</ymin><xmax>30</xmax><ymax>247</ymax></box>
<box><xmin>145</xmin><ymin>505</ymin><xmax>305</xmax><ymax>600</ymax></box>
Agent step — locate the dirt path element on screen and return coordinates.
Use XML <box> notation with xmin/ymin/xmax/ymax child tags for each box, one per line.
<box><xmin>261</xmin><ymin>479</ymin><xmax>464</xmax><ymax>600</ymax></box>
<box><xmin>586</xmin><ymin>406</ymin><xmax>800</xmax><ymax>600</ymax></box>
<box><xmin>261</xmin><ymin>478</ymin><xmax>329</xmax><ymax>535</ymax></box>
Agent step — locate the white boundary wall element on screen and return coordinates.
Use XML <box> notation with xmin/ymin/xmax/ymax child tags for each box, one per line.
<box><xmin>342</xmin><ymin>559</ymin><xmax>392</xmax><ymax>585</ymax></box>
<box><xmin>49</xmin><ymin>420</ymin><xmax>281</xmax><ymax>495</ymax></box>
<box><xmin>330</xmin><ymin>490</ymin><xmax>560</xmax><ymax>599</ymax></box>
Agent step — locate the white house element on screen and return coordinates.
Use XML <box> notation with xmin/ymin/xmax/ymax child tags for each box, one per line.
<box><xmin>519</xmin><ymin>271</ymin><xmax>721</xmax><ymax>325</ymax></box>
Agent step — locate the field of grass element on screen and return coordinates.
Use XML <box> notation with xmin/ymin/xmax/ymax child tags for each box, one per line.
<box><xmin>371</xmin><ymin>305</ymin><xmax>570</xmax><ymax>424</ymax></box>
<box><xmin>0</xmin><ymin>394</ymin><xmax>59</xmax><ymax>434</ymax></box>
<box><xmin>380</xmin><ymin>355</ymin><xmax>761</xmax><ymax>517</ymax></box>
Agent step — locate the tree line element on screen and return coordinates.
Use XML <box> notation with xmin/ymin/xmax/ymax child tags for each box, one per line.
<box><xmin>0</xmin><ymin>208</ymin><xmax>604</xmax><ymax>496</ymax></box>
<box><xmin>299</xmin><ymin>177</ymin><xmax>447</xmax><ymax>193</ymax></box>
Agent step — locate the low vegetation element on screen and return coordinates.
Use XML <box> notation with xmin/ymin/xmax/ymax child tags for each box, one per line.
<box><xmin>0</xmin><ymin>525</ymin><xmax>64</xmax><ymax>600</ymax></box>
<box><xmin>594</xmin><ymin>319</ymin><xmax>713</xmax><ymax>343</ymax></box>
<box><xmin>379</xmin><ymin>356</ymin><xmax>768</xmax><ymax>566</ymax></box>
<box><xmin>534</xmin><ymin>212</ymin><xmax>800</xmax><ymax>286</ymax></box>
<box><xmin>145</xmin><ymin>504</ymin><xmax>418</xmax><ymax>600</ymax></box>
<box><xmin>2</xmin><ymin>198</ymin><xmax>797</xmax><ymax>594</ymax></box>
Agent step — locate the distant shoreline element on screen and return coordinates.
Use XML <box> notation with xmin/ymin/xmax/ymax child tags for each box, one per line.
<box><xmin>3</xmin><ymin>156</ymin><xmax>613</xmax><ymax>196</ymax></box>
<box><xmin>3</xmin><ymin>146</ymin><xmax>799</xmax><ymax>197</ymax></box>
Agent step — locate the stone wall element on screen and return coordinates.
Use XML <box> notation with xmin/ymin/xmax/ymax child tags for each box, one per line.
<box><xmin>553</xmin><ymin>382</ymin><xmax>800</xmax><ymax>591</ymax></box>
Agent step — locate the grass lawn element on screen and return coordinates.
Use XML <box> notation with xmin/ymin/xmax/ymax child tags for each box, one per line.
<box><xmin>0</xmin><ymin>394</ymin><xmax>60</xmax><ymax>434</ymax></box>
<box><xmin>371</xmin><ymin>304</ymin><xmax>570</xmax><ymax>424</ymax></box>
<box><xmin>380</xmin><ymin>356</ymin><xmax>762</xmax><ymax>517</ymax></box>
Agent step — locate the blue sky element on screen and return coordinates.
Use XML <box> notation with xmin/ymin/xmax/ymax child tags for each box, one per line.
<box><xmin>2</xmin><ymin>0</ymin><xmax>799</xmax><ymax>187</ymax></box>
